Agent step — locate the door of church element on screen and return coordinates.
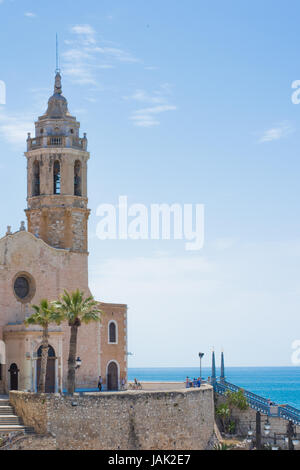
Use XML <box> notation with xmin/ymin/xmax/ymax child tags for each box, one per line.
<box><xmin>107</xmin><ymin>362</ymin><xmax>118</xmax><ymax>390</ymax></box>
<box><xmin>8</xmin><ymin>363</ymin><xmax>19</xmax><ymax>390</ymax></box>
<box><xmin>36</xmin><ymin>345</ymin><xmax>56</xmax><ymax>393</ymax></box>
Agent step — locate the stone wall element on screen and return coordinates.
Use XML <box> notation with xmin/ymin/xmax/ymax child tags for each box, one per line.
<box><xmin>10</xmin><ymin>392</ymin><xmax>48</xmax><ymax>434</ymax></box>
<box><xmin>10</xmin><ymin>386</ymin><xmax>215</xmax><ymax>450</ymax></box>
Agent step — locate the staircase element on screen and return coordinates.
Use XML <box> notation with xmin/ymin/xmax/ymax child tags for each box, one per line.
<box><xmin>0</xmin><ymin>398</ymin><xmax>34</xmax><ymax>434</ymax></box>
<box><xmin>214</xmin><ymin>380</ymin><xmax>300</xmax><ymax>425</ymax></box>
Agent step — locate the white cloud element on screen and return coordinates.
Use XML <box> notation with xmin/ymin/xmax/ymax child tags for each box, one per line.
<box><xmin>127</xmin><ymin>85</ymin><xmax>176</xmax><ymax>128</ymax></box>
<box><xmin>259</xmin><ymin>122</ymin><xmax>294</xmax><ymax>143</ymax></box>
<box><xmin>24</xmin><ymin>12</ymin><xmax>37</xmax><ymax>18</ymax></box>
<box><xmin>126</xmin><ymin>89</ymin><xmax>166</xmax><ymax>104</ymax></box>
<box><xmin>71</xmin><ymin>24</ymin><xmax>96</xmax><ymax>45</ymax></box>
<box><xmin>0</xmin><ymin>110</ymin><xmax>34</xmax><ymax>147</ymax></box>
<box><xmin>63</xmin><ymin>24</ymin><xmax>139</xmax><ymax>86</ymax></box>
<box><xmin>130</xmin><ymin>104</ymin><xmax>177</xmax><ymax>127</ymax></box>
<box><xmin>94</xmin><ymin>46</ymin><xmax>138</xmax><ymax>63</ymax></box>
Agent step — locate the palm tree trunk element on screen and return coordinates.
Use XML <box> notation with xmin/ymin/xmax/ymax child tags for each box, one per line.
<box><xmin>38</xmin><ymin>325</ymin><xmax>48</xmax><ymax>393</ymax></box>
<box><xmin>67</xmin><ymin>323</ymin><xmax>79</xmax><ymax>395</ymax></box>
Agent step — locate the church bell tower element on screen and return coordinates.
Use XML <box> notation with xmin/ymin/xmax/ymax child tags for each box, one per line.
<box><xmin>25</xmin><ymin>71</ymin><xmax>90</xmax><ymax>252</ymax></box>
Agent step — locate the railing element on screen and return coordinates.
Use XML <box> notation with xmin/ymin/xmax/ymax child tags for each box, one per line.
<box><xmin>278</xmin><ymin>406</ymin><xmax>300</xmax><ymax>425</ymax></box>
<box><xmin>27</xmin><ymin>135</ymin><xmax>87</xmax><ymax>151</ymax></box>
<box><xmin>215</xmin><ymin>379</ymin><xmax>300</xmax><ymax>423</ymax></box>
<box><xmin>221</xmin><ymin>381</ymin><xmax>270</xmax><ymax>405</ymax></box>
<box><xmin>284</xmin><ymin>404</ymin><xmax>300</xmax><ymax>418</ymax></box>
<box><xmin>215</xmin><ymin>381</ymin><xmax>271</xmax><ymax>414</ymax></box>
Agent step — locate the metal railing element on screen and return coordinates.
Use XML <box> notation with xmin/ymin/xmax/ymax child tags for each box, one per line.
<box><xmin>214</xmin><ymin>380</ymin><xmax>300</xmax><ymax>423</ymax></box>
<box><xmin>278</xmin><ymin>406</ymin><xmax>300</xmax><ymax>425</ymax></box>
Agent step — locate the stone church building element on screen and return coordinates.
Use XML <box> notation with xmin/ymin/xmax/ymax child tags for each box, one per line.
<box><xmin>0</xmin><ymin>72</ymin><xmax>127</xmax><ymax>393</ymax></box>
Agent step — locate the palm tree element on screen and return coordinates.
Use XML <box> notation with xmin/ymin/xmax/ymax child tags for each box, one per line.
<box><xmin>24</xmin><ymin>299</ymin><xmax>63</xmax><ymax>393</ymax></box>
<box><xmin>54</xmin><ymin>289</ymin><xmax>102</xmax><ymax>395</ymax></box>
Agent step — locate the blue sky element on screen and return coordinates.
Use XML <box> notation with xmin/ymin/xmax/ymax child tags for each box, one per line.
<box><xmin>0</xmin><ymin>0</ymin><xmax>300</xmax><ymax>368</ymax></box>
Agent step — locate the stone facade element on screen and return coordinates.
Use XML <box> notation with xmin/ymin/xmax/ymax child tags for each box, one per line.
<box><xmin>10</xmin><ymin>386</ymin><xmax>215</xmax><ymax>450</ymax></box>
<box><xmin>0</xmin><ymin>71</ymin><xmax>127</xmax><ymax>393</ymax></box>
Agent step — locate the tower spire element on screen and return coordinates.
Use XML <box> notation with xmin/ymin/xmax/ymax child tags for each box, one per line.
<box><xmin>56</xmin><ymin>33</ymin><xmax>60</xmax><ymax>74</ymax></box>
<box><xmin>211</xmin><ymin>349</ymin><xmax>216</xmax><ymax>385</ymax></box>
<box><xmin>220</xmin><ymin>350</ymin><xmax>225</xmax><ymax>382</ymax></box>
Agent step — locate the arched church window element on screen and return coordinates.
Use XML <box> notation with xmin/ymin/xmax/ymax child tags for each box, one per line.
<box><xmin>32</xmin><ymin>161</ymin><xmax>40</xmax><ymax>196</ymax></box>
<box><xmin>53</xmin><ymin>160</ymin><xmax>61</xmax><ymax>194</ymax></box>
<box><xmin>108</xmin><ymin>321</ymin><xmax>117</xmax><ymax>343</ymax></box>
<box><xmin>74</xmin><ymin>160</ymin><xmax>81</xmax><ymax>196</ymax></box>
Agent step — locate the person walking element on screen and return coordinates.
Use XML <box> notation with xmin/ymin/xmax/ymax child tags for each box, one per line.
<box><xmin>97</xmin><ymin>376</ymin><xmax>103</xmax><ymax>391</ymax></box>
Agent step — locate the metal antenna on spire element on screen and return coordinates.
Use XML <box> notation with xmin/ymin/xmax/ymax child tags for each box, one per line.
<box><xmin>56</xmin><ymin>33</ymin><xmax>60</xmax><ymax>73</ymax></box>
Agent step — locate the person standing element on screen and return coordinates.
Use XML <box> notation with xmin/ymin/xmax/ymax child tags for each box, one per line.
<box><xmin>98</xmin><ymin>376</ymin><xmax>103</xmax><ymax>391</ymax></box>
<box><xmin>121</xmin><ymin>377</ymin><xmax>126</xmax><ymax>390</ymax></box>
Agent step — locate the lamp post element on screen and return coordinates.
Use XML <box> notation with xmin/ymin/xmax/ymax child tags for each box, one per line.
<box><xmin>198</xmin><ymin>352</ymin><xmax>204</xmax><ymax>379</ymax></box>
<box><xmin>75</xmin><ymin>356</ymin><xmax>82</xmax><ymax>370</ymax></box>
<box><xmin>287</xmin><ymin>420</ymin><xmax>295</xmax><ymax>451</ymax></box>
<box><xmin>256</xmin><ymin>411</ymin><xmax>262</xmax><ymax>450</ymax></box>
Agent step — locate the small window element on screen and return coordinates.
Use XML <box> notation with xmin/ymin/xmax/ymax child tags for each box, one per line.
<box><xmin>109</xmin><ymin>321</ymin><xmax>117</xmax><ymax>343</ymax></box>
<box><xmin>70</xmin><ymin>129</ymin><xmax>74</xmax><ymax>134</ymax></box>
<box><xmin>53</xmin><ymin>160</ymin><xmax>61</xmax><ymax>194</ymax></box>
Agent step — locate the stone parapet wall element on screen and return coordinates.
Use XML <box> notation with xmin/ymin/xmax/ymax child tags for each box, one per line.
<box><xmin>10</xmin><ymin>386</ymin><xmax>215</xmax><ymax>450</ymax></box>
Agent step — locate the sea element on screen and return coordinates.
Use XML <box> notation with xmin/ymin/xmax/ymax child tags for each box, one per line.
<box><xmin>128</xmin><ymin>367</ymin><xmax>300</xmax><ymax>409</ymax></box>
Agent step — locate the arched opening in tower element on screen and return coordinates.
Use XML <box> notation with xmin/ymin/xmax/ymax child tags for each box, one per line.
<box><xmin>74</xmin><ymin>160</ymin><xmax>81</xmax><ymax>196</ymax></box>
<box><xmin>53</xmin><ymin>160</ymin><xmax>61</xmax><ymax>194</ymax></box>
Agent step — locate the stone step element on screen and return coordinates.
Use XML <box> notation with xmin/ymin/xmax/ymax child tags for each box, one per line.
<box><xmin>0</xmin><ymin>398</ymin><xmax>36</xmax><ymax>437</ymax></box>
<box><xmin>0</xmin><ymin>425</ymin><xmax>26</xmax><ymax>432</ymax></box>
<box><xmin>0</xmin><ymin>406</ymin><xmax>14</xmax><ymax>414</ymax></box>
<box><xmin>0</xmin><ymin>426</ymin><xmax>35</xmax><ymax>434</ymax></box>
<box><xmin>0</xmin><ymin>417</ymin><xmax>22</xmax><ymax>425</ymax></box>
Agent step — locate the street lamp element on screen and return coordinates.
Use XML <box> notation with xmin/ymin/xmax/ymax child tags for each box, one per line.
<box><xmin>198</xmin><ymin>352</ymin><xmax>204</xmax><ymax>379</ymax></box>
<box><xmin>247</xmin><ymin>423</ymin><xmax>253</xmax><ymax>443</ymax></box>
<box><xmin>75</xmin><ymin>357</ymin><xmax>82</xmax><ymax>370</ymax></box>
<box><xmin>264</xmin><ymin>417</ymin><xmax>271</xmax><ymax>436</ymax></box>
<box><xmin>287</xmin><ymin>420</ymin><xmax>295</xmax><ymax>451</ymax></box>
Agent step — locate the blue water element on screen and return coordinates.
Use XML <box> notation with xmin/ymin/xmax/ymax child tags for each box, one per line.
<box><xmin>128</xmin><ymin>367</ymin><xmax>300</xmax><ymax>409</ymax></box>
